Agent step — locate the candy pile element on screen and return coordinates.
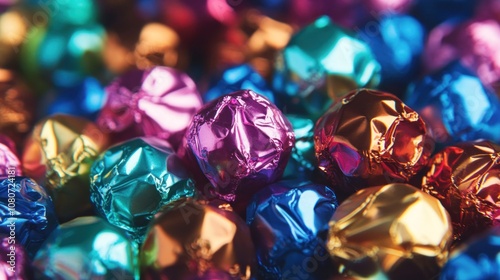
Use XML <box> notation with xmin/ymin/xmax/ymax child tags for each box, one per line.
<box><xmin>0</xmin><ymin>0</ymin><xmax>499</xmax><ymax>279</ymax></box>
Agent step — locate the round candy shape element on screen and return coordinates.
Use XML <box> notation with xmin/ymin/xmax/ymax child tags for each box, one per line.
<box><xmin>440</xmin><ymin>226</ymin><xmax>500</xmax><ymax>280</ymax></box>
<box><xmin>186</xmin><ymin>89</ymin><xmax>294</xmax><ymax>205</ymax></box>
<box><xmin>90</xmin><ymin>137</ymin><xmax>197</xmax><ymax>243</ymax></box>
<box><xmin>0</xmin><ymin>177</ymin><xmax>58</xmax><ymax>258</ymax></box>
<box><xmin>0</xmin><ymin>135</ymin><xmax>21</xmax><ymax>178</ymax></box>
<box><xmin>97</xmin><ymin>66</ymin><xmax>203</xmax><ymax>150</ymax></box>
<box><xmin>32</xmin><ymin>216</ymin><xmax>138</xmax><ymax>279</ymax></box>
<box><xmin>140</xmin><ymin>198</ymin><xmax>255</xmax><ymax>279</ymax></box>
<box><xmin>246</xmin><ymin>180</ymin><xmax>338</xmax><ymax>279</ymax></box>
<box><xmin>405</xmin><ymin>61</ymin><xmax>500</xmax><ymax>144</ymax></box>
<box><xmin>422</xmin><ymin>140</ymin><xmax>500</xmax><ymax>242</ymax></box>
<box><xmin>0</xmin><ymin>236</ymin><xmax>30</xmax><ymax>280</ymax></box>
<box><xmin>204</xmin><ymin>64</ymin><xmax>275</xmax><ymax>104</ymax></box>
<box><xmin>314</xmin><ymin>88</ymin><xmax>433</xmax><ymax>196</ymax></box>
<box><xmin>22</xmin><ymin>114</ymin><xmax>109</xmax><ymax>222</ymax></box>
<box><xmin>327</xmin><ymin>183</ymin><xmax>453</xmax><ymax>280</ymax></box>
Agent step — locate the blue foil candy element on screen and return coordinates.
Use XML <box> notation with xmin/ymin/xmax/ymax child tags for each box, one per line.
<box><xmin>246</xmin><ymin>180</ymin><xmax>338</xmax><ymax>279</ymax></box>
<box><xmin>204</xmin><ymin>64</ymin><xmax>275</xmax><ymax>103</ymax></box>
<box><xmin>440</xmin><ymin>226</ymin><xmax>500</xmax><ymax>280</ymax></box>
<box><xmin>44</xmin><ymin>77</ymin><xmax>105</xmax><ymax>120</ymax></box>
<box><xmin>0</xmin><ymin>177</ymin><xmax>58</xmax><ymax>258</ymax></box>
<box><xmin>90</xmin><ymin>137</ymin><xmax>197</xmax><ymax>243</ymax></box>
<box><xmin>405</xmin><ymin>61</ymin><xmax>500</xmax><ymax>144</ymax></box>
<box><xmin>357</xmin><ymin>15</ymin><xmax>424</xmax><ymax>95</ymax></box>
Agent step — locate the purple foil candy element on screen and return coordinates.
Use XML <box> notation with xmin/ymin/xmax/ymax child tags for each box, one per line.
<box><xmin>0</xmin><ymin>236</ymin><xmax>30</xmax><ymax>280</ymax></box>
<box><xmin>186</xmin><ymin>90</ymin><xmax>294</xmax><ymax>206</ymax></box>
<box><xmin>97</xmin><ymin>66</ymin><xmax>203</xmax><ymax>149</ymax></box>
<box><xmin>0</xmin><ymin>135</ymin><xmax>21</xmax><ymax>178</ymax></box>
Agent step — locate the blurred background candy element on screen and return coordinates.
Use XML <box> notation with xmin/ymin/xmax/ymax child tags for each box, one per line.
<box><xmin>185</xmin><ymin>90</ymin><xmax>294</xmax><ymax>211</ymax></box>
<box><xmin>90</xmin><ymin>137</ymin><xmax>197</xmax><ymax>243</ymax></box>
<box><xmin>405</xmin><ymin>61</ymin><xmax>500</xmax><ymax>144</ymax></box>
<box><xmin>0</xmin><ymin>236</ymin><xmax>30</xmax><ymax>280</ymax></box>
<box><xmin>314</xmin><ymin>89</ymin><xmax>433</xmax><ymax>196</ymax></box>
<box><xmin>203</xmin><ymin>64</ymin><xmax>274</xmax><ymax>103</ymax></box>
<box><xmin>0</xmin><ymin>177</ymin><xmax>58</xmax><ymax>258</ymax></box>
<box><xmin>0</xmin><ymin>135</ymin><xmax>21</xmax><ymax>177</ymax></box>
<box><xmin>327</xmin><ymin>183</ymin><xmax>452</xmax><ymax>279</ymax></box>
<box><xmin>0</xmin><ymin>70</ymin><xmax>36</xmax><ymax>147</ymax></box>
<box><xmin>440</xmin><ymin>225</ymin><xmax>500</xmax><ymax>280</ymax></box>
<box><xmin>412</xmin><ymin>0</ymin><xmax>476</xmax><ymax>30</ymax></box>
<box><xmin>423</xmin><ymin>18</ymin><xmax>500</xmax><ymax>90</ymax></box>
<box><xmin>97</xmin><ymin>66</ymin><xmax>203</xmax><ymax>150</ymax></box>
<box><xmin>422</xmin><ymin>140</ymin><xmax>500</xmax><ymax>242</ymax></box>
<box><xmin>140</xmin><ymin>198</ymin><xmax>255</xmax><ymax>279</ymax></box>
<box><xmin>32</xmin><ymin>216</ymin><xmax>138</xmax><ymax>279</ymax></box>
<box><xmin>356</xmin><ymin>14</ymin><xmax>425</xmax><ymax>96</ymax></box>
<box><xmin>22</xmin><ymin>114</ymin><xmax>108</xmax><ymax>222</ymax></box>
<box><xmin>246</xmin><ymin>180</ymin><xmax>338</xmax><ymax>279</ymax></box>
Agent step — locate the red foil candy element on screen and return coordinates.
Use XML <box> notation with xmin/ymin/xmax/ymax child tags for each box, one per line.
<box><xmin>97</xmin><ymin>66</ymin><xmax>203</xmax><ymax>149</ymax></box>
<box><xmin>422</xmin><ymin>140</ymin><xmax>500</xmax><ymax>242</ymax></box>
<box><xmin>185</xmin><ymin>90</ymin><xmax>294</xmax><ymax>206</ymax></box>
<box><xmin>314</xmin><ymin>89</ymin><xmax>432</xmax><ymax>195</ymax></box>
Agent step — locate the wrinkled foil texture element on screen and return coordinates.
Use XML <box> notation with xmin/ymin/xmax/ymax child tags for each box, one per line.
<box><xmin>90</xmin><ymin>137</ymin><xmax>197</xmax><ymax>243</ymax></box>
<box><xmin>0</xmin><ymin>177</ymin><xmax>58</xmax><ymax>258</ymax></box>
<box><xmin>422</xmin><ymin>140</ymin><xmax>500</xmax><ymax>242</ymax></box>
<box><xmin>140</xmin><ymin>198</ymin><xmax>255</xmax><ymax>279</ymax></box>
<box><xmin>246</xmin><ymin>180</ymin><xmax>338</xmax><ymax>279</ymax></box>
<box><xmin>186</xmin><ymin>90</ymin><xmax>294</xmax><ymax>205</ymax></box>
<box><xmin>314</xmin><ymin>89</ymin><xmax>432</xmax><ymax>195</ymax></box>
<box><xmin>327</xmin><ymin>183</ymin><xmax>453</xmax><ymax>280</ymax></box>
<box><xmin>97</xmin><ymin>66</ymin><xmax>203</xmax><ymax>149</ymax></box>
<box><xmin>32</xmin><ymin>216</ymin><xmax>138</xmax><ymax>279</ymax></box>
<box><xmin>0</xmin><ymin>135</ymin><xmax>21</xmax><ymax>177</ymax></box>
<box><xmin>22</xmin><ymin>114</ymin><xmax>108</xmax><ymax>222</ymax></box>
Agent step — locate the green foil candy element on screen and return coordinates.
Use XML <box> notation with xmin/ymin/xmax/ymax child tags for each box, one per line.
<box><xmin>90</xmin><ymin>137</ymin><xmax>197</xmax><ymax>243</ymax></box>
<box><xmin>283</xmin><ymin>115</ymin><xmax>316</xmax><ymax>179</ymax></box>
<box><xmin>32</xmin><ymin>216</ymin><xmax>138</xmax><ymax>279</ymax></box>
<box><xmin>273</xmin><ymin>16</ymin><xmax>380</xmax><ymax>118</ymax></box>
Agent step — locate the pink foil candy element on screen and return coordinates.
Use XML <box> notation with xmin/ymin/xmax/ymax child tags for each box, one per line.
<box><xmin>186</xmin><ymin>90</ymin><xmax>294</xmax><ymax>207</ymax></box>
<box><xmin>0</xmin><ymin>135</ymin><xmax>21</xmax><ymax>178</ymax></box>
<box><xmin>97</xmin><ymin>66</ymin><xmax>203</xmax><ymax>149</ymax></box>
<box><xmin>424</xmin><ymin>19</ymin><xmax>500</xmax><ymax>87</ymax></box>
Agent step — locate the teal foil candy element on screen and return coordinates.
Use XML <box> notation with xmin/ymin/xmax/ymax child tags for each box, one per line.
<box><xmin>90</xmin><ymin>137</ymin><xmax>197</xmax><ymax>243</ymax></box>
<box><xmin>32</xmin><ymin>216</ymin><xmax>138</xmax><ymax>279</ymax></box>
<box><xmin>405</xmin><ymin>61</ymin><xmax>500</xmax><ymax>144</ymax></box>
<box><xmin>441</xmin><ymin>226</ymin><xmax>500</xmax><ymax>280</ymax></box>
<box><xmin>283</xmin><ymin>115</ymin><xmax>316</xmax><ymax>179</ymax></box>
<box><xmin>204</xmin><ymin>64</ymin><xmax>275</xmax><ymax>103</ymax></box>
<box><xmin>273</xmin><ymin>16</ymin><xmax>380</xmax><ymax>99</ymax></box>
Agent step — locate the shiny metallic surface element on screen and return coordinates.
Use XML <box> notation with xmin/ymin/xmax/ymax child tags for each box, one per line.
<box><xmin>22</xmin><ymin>114</ymin><xmax>109</xmax><ymax>222</ymax></box>
<box><xmin>0</xmin><ymin>135</ymin><xmax>21</xmax><ymax>177</ymax></box>
<box><xmin>0</xmin><ymin>236</ymin><xmax>30</xmax><ymax>280</ymax></box>
<box><xmin>314</xmin><ymin>89</ymin><xmax>432</xmax><ymax>195</ymax></box>
<box><xmin>327</xmin><ymin>183</ymin><xmax>453</xmax><ymax>279</ymax></box>
<box><xmin>90</xmin><ymin>137</ymin><xmax>197</xmax><ymax>243</ymax></box>
<box><xmin>246</xmin><ymin>180</ymin><xmax>338</xmax><ymax>279</ymax></box>
<box><xmin>97</xmin><ymin>66</ymin><xmax>203</xmax><ymax>150</ymax></box>
<box><xmin>422</xmin><ymin>140</ymin><xmax>500</xmax><ymax>242</ymax></box>
<box><xmin>186</xmin><ymin>90</ymin><xmax>294</xmax><ymax>204</ymax></box>
<box><xmin>33</xmin><ymin>216</ymin><xmax>138</xmax><ymax>279</ymax></box>
<box><xmin>0</xmin><ymin>177</ymin><xmax>58</xmax><ymax>258</ymax></box>
<box><xmin>140</xmin><ymin>198</ymin><xmax>255</xmax><ymax>279</ymax></box>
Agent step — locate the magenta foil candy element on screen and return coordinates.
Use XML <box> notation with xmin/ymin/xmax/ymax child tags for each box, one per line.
<box><xmin>97</xmin><ymin>66</ymin><xmax>203</xmax><ymax>149</ymax></box>
<box><xmin>0</xmin><ymin>135</ymin><xmax>21</xmax><ymax>178</ymax></box>
<box><xmin>186</xmin><ymin>90</ymin><xmax>294</xmax><ymax>205</ymax></box>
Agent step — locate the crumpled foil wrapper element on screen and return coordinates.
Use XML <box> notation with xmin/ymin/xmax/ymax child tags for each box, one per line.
<box><xmin>422</xmin><ymin>140</ymin><xmax>500</xmax><ymax>242</ymax></box>
<box><xmin>22</xmin><ymin>114</ymin><xmax>108</xmax><ymax>222</ymax></box>
<box><xmin>327</xmin><ymin>183</ymin><xmax>453</xmax><ymax>280</ymax></box>
<box><xmin>90</xmin><ymin>137</ymin><xmax>197</xmax><ymax>243</ymax></box>
<box><xmin>140</xmin><ymin>198</ymin><xmax>255</xmax><ymax>279</ymax></box>
<box><xmin>314</xmin><ymin>88</ymin><xmax>433</xmax><ymax>196</ymax></box>
<box><xmin>0</xmin><ymin>135</ymin><xmax>21</xmax><ymax>178</ymax></box>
